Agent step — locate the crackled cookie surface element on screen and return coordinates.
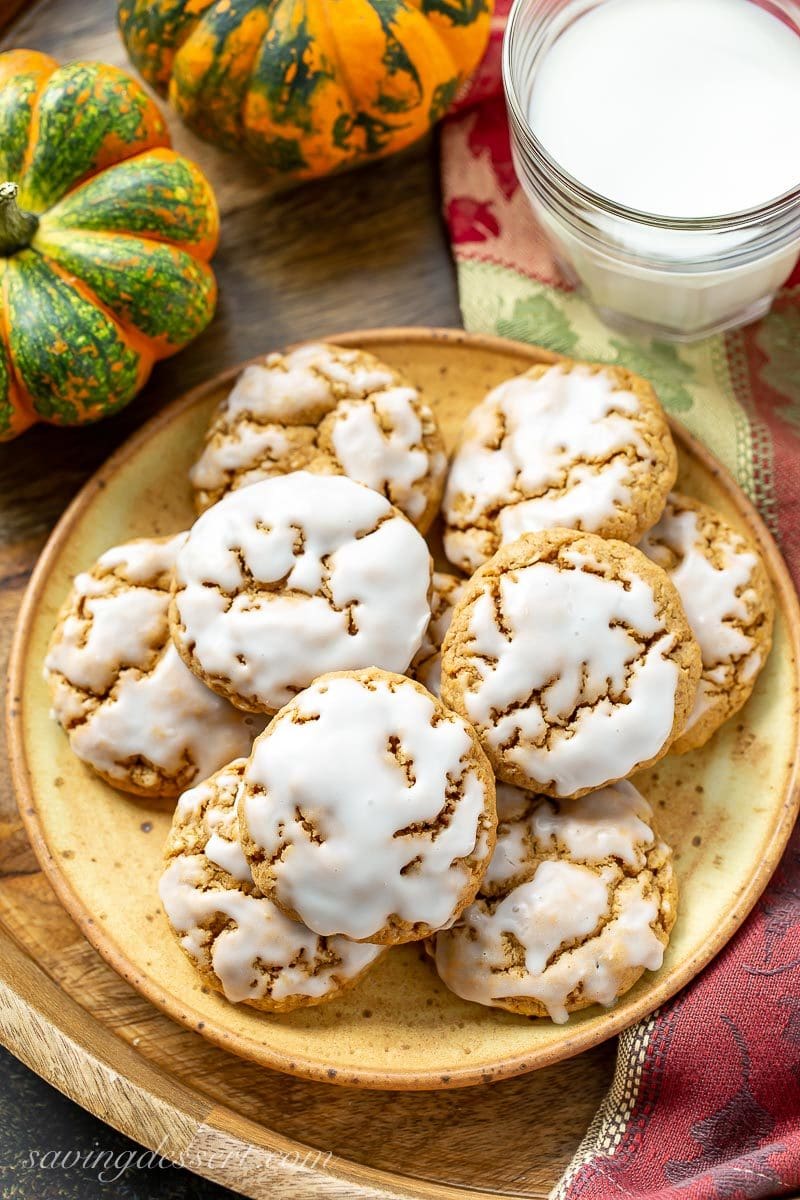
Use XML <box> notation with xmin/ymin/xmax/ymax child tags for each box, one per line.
<box><xmin>160</xmin><ymin>761</ymin><xmax>384</xmax><ymax>1010</ymax></box>
<box><xmin>640</xmin><ymin>493</ymin><xmax>774</xmax><ymax>752</ymax></box>
<box><xmin>239</xmin><ymin>669</ymin><xmax>497</xmax><ymax>945</ymax></box>
<box><xmin>190</xmin><ymin>342</ymin><xmax>447</xmax><ymax>531</ymax></box>
<box><xmin>44</xmin><ymin>536</ymin><xmax>261</xmax><ymax>798</ymax></box>
<box><xmin>410</xmin><ymin>572</ymin><xmax>466</xmax><ymax>698</ymax></box>
<box><xmin>432</xmin><ymin>779</ymin><xmax>677</xmax><ymax>1022</ymax></box>
<box><xmin>170</xmin><ymin>472</ymin><xmax>432</xmax><ymax>714</ymax></box>
<box><xmin>443</xmin><ymin>361</ymin><xmax>677</xmax><ymax>573</ymax></box>
<box><xmin>441</xmin><ymin>530</ymin><xmax>701</xmax><ymax>798</ymax></box>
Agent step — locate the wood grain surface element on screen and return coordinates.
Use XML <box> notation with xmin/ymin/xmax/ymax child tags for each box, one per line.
<box><xmin>0</xmin><ymin>1</ymin><xmax>617</xmax><ymax>1197</ymax></box>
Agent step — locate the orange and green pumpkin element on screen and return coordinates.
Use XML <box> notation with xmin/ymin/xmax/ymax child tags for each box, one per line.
<box><xmin>118</xmin><ymin>0</ymin><xmax>494</xmax><ymax>180</ymax></box>
<box><xmin>0</xmin><ymin>49</ymin><xmax>219</xmax><ymax>440</ymax></box>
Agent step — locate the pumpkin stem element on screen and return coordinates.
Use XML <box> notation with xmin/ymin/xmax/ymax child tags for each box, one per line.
<box><xmin>0</xmin><ymin>183</ymin><xmax>39</xmax><ymax>256</ymax></box>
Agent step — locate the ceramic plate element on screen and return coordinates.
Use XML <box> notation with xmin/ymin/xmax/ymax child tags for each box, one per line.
<box><xmin>9</xmin><ymin>329</ymin><xmax>800</xmax><ymax>1089</ymax></box>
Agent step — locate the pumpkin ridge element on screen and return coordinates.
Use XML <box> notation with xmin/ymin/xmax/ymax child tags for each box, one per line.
<box><xmin>35</xmin><ymin>248</ymin><xmax>158</xmax><ymax>371</ymax></box>
<box><xmin>118</xmin><ymin>0</ymin><xmax>218</xmax><ymax>94</ymax></box>
<box><xmin>15</xmin><ymin>56</ymin><xmax>57</xmax><ymax>185</ymax></box>
<box><xmin>3</xmin><ymin>251</ymin><xmax>147</xmax><ymax>425</ymax></box>
<box><xmin>171</xmin><ymin>0</ymin><xmax>273</xmax><ymax>150</ymax></box>
<box><xmin>38</xmin><ymin>148</ymin><xmax>219</xmax><ymax>262</ymax></box>
<box><xmin>33</xmin><ymin>227</ymin><xmax>217</xmax><ymax>359</ymax></box>
<box><xmin>18</xmin><ymin>62</ymin><xmax>171</xmax><ymax>214</ymax></box>
<box><xmin>0</xmin><ymin>50</ymin><xmax>57</xmax><ymax>185</ymax></box>
<box><xmin>0</xmin><ymin>262</ymin><xmax>36</xmax><ymax>438</ymax></box>
<box><xmin>315</xmin><ymin>0</ymin><xmax>362</xmax><ymax>132</ymax></box>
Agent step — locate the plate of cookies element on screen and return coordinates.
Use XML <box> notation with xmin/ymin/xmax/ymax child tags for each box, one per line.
<box><xmin>9</xmin><ymin>328</ymin><xmax>799</xmax><ymax>1089</ymax></box>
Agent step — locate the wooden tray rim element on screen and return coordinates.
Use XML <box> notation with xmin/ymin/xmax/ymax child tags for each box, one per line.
<box><xmin>8</xmin><ymin>327</ymin><xmax>800</xmax><ymax>1093</ymax></box>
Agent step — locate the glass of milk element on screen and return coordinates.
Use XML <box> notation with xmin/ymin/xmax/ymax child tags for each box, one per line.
<box><xmin>503</xmin><ymin>0</ymin><xmax>800</xmax><ymax>341</ymax></box>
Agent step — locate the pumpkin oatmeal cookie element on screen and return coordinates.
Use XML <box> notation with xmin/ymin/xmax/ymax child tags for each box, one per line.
<box><xmin>44</xmin><ymin>535</ymin><xmax>262</xmax><ymax>799</ymax></box>
<box><xmin>410</xmin><ymin>571</ymin><xmax>466</xmax><ymax>698</ymax></box>
<box><xmin>170</xmin><ymin>471</ymin><xmax>432</xmax><ymax>714</ymax></box>
<box><xmin>431</xmin><ymin>779</ymin><xmax>677</xmax><ymax>1022</ymax></box>
<box><xmin>639</xmin><ymin>492</ymin><xmax>774</xmax><ymax>752</ymax></box>
<box><xmin>443</xmin><ymin>360</ymin><xmax>677</xmax><ymax>573</ymax></box>
<box><xmin>190</xmin><ymin>342</ymin><xmax>447</xmax><ymax>531</ymax></box>
<box><xmin>160</xmin><ymin>760</ymin><xmax>384</xmax><ymax>1010</ymax></box>
<box><xmin>440</xmin><ymin>529</ymin><xmax>701</xmax><ymax>798</ymax></box>
<box><xmin>239</xmin><ymin>669</ymin><xmax>497</xmax><ymax>946</ymax></box>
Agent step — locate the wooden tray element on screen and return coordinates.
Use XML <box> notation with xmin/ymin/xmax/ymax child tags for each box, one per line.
<box><xmin>5</xmin><ymin>331</ymin><xmax>800</xmax><ymax>1190</ymax></box>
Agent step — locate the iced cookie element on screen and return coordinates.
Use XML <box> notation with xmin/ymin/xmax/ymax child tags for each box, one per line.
<box><xmin>440</xmin><ymin>529</ymin><xmax>701</xmax><ymax>798</ymax></box>
<box><xmin>410</xmin><ymin>572</ymin><xmax>466</xmax><ymax>698</ymax></box>
<box><xmin>431</xmin><ymin>779</ymin><xmax>677</xmax><ymax>1022</ymax></box>
<box><xmin>443</xmin><ymin>360</ymin><xmax>677</xmax><ymax>573</ymax></box>
<box><xmin>170</xmin><ymin>471</ymin><xmax>432</xmax><ymax>714</ymax></box>
<box><xmin>639</xmin><ymin>493</ymin><xmax>774</xmax><ymax>753</ymax></box>
<box><xmin>44</xmin><ymin>536</ymin><xmax>262</xmax><ymax>799</ymax></box>
<box><xmin>160</xmin><ymin>760</ymin><xmax>384</xmax><ymax>1010</ymax></box>
<box><xmin>239</xmin><ymin>669</ymin><xmax>497</xmax><ymax>945</ymax></box>
<box><xmin>190</xmin><ymin>342</ymin><xmax>447</xmax><ymax>532</ymax></box>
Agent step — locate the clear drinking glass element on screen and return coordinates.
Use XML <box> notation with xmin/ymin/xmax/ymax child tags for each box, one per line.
<box><xmin>502</xmin><ymin>0</ymin><xmax>800</xmax><ymax>342</ymax></box>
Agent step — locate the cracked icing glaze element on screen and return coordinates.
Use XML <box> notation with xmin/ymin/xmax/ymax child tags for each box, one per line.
<box><xmin>161</xmin><ymin>762</ymin><xmax>383</xmax><ymax>1009</ymax></box>
<box><xmin>443</xmin><ymin>362</ymin><xmax>676</xmax><ymax>572</ymax></box>
<box><xmin>410</xmin><ymin>572</ymin><xmax>466</xmax><ymax>698</ymax></box>
<box><xmin>485</xmin><ymin>779</ymin><xmax>656</xmax><ymax>894</ymax></box>
<box><xmin>433</xmin><ymin>863</ymin><xmax>666</xmax><ymax>1023</ymax></box>
<box><xmin>171</xmin><ymin>472</ymin><xmax>432</xmax><ymax>714</ymax></box>
<box><xmin>239</xmin><ymin>670</ymin><xmax>497</xmax><ymax>944</ymax></box>
<box><xmin>190</xmin><ymin>342</ymin><xmax>446</xmax><ymax>530</ymax></box>
<box><xmin>45</xmin><ymin>536</ymin><xmax>261</xmax><ymax>798</ymax></box>
<box><xmin>441</xmin><ymin>530</ymin><xmax>701</xmax><ymax>798</ymax></box>
<box><xmin>433</xmin><ymin>778</ymin><xmax>676</xmax><ymax>1021</ymax></box>
<box><xmin>640</xmin><ymin>493</ymin><xmax>774</xmax><ymax>751</ymax></box>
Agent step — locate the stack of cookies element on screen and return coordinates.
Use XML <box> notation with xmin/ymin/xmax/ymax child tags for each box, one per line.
<box><xmin>45</xmin><ymin>342</ymin><xmax>774</xmax><ymax>1024</ymax></box>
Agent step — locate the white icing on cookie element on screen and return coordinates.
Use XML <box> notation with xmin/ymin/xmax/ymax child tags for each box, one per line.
<box><xmin>161</xmin><ymin>855</ymin><xmax>382</xmax><ymax>1003</ymax></box>
<box><xmin>433</xmin><ymin>862</ymin><xmax>665</xmax><ymax>1023</ymax></box>
<box><xmin>457</xmin><ymin>546</ymin><xmax>680</xmax><ymax>796</ymax></box>
<box><xmin>241</xmin><ymin>673</ymin><xmax>495</xmax><ymax>941</ymax></box>
<box><xmin>411</xmin><ymin>572</ymin><xmax>466</xmax><ymax>698</ymax></box>
<box><xmin>45</xmin><ymin>536</ymin><xmax>260</xmax><ymax>792</ymax></box>
<box><xmin>444</xmin><ymin>365</ymin><xmax>656</xmax><ymax>571</ymax></box>
<box><xmin>330</xmin><ymin>386</ymin><xmax>438</xmax><ymax>522</ymax></box>
<box><xmin>190</xmin><ymin>343</ymin><xmax>445</xmax><ymax>526</ymax></box>
<box><xmin>173</xmin><ymin>472</ymin><xmax>432</xmax><ymax>713</ymax></box>
<box><xmin>176</xmin><ymin>765</ymin><xmax>252</xmax><ymax>883</ymax></box>
<box><xmin>68</xmin><ymin>643</ymin><xmax>261</xmax><ymax>785</ymax></box>
<box><xmin>485</xmin><ymin>779</ymin><xmax>655</xmax><ymax>893</ymax></box>
<box><xmin>640</xmin><ymin>497</ymin><xmax>764</xmax><ymax>734</ymax></box>
<box><xmin>189</xmin><ymin>423</ymin><xmax>293</xmax><ymax>494</ymax></box>
<box><xmin>162</xmin><ymin>760</ymin><xmax>383</xmax><ymax>1005</ymax></box>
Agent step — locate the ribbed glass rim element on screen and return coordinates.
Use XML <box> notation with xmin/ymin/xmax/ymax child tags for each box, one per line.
<box><xmin>502</xmin><ymin>0</ymin><xmax>800</xmax><ymax>232</ymax></box>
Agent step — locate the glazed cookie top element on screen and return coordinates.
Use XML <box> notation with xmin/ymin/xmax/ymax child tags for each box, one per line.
<box><xmin>189</xmin><ymin>342</ymin><xmax>447</xmax><ymax>531</ymax></box>
<box><xmin>432</xmin><ymin>780</ymin><xmax>677</xmax><ymax>1022</ymax></box>
<box><xmin>44</xmin><ymin>536</ymin><xmax>260</xmax><ymax>797</ymax></box>
<box><xmin>160</xmin><ymin>761</ymin><xmax>383</xmax><ymax>1007</ymax></box>
<box><xmin>410</xmin><ymin>572</ymin><xmax>466</xmax><ymax>698</ymax></box>
<box><xmin>443</xmin><ymin>361</ymin><xmax>677</xmax><ymax>573</ymax></box>
<box><xmin>239</xmin><ymin>670</ymin><xmax>497</xmax><ymax>944</ymax></box>
<box><xmin>484</xmin><ymin>779</ymin><xmax>658</xmax><ymax>895</ymax></box>
<box><xmin>639</xmin><ymin>493</ymin><xmax>774</xmax><ymax>751</ymax></box>
<box><xmin>440</xmin><ymin>530</ymin><xmax>701</xmax><ymax>798</ymax></box>
<box><xmin>170</xmin><ymin>472</ymin><xmax>432</xmax><ymax>713</ymax></box>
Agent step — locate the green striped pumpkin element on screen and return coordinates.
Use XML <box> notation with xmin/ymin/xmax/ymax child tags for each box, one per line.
<box><xmin>118</xmin><ymin>0</ymin><xmax>494</xmax><ymax>180</ymax></box>
<box><xmin>0</xmin><ymin>49</ymin><xmax>219</xmax><ymax>439</ymax></box>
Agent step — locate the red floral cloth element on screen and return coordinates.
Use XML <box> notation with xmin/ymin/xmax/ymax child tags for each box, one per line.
<box><xmin>442</xmin><ymin>9</ymin><xmax>800</xmax><ymax>1197</ymax></box>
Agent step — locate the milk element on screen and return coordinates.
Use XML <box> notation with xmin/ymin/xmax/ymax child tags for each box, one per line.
<box><xmin>528</xmin><ymin>0</ymin><xmax>800</xmax><ymax>219</ymax></box>
<box><xmin>506</xmin><ymin>0</ymin><xmax>800</xmax><ymax>339</ymax></box>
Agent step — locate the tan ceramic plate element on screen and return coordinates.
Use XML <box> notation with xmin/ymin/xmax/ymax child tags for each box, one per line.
<box><xmin>9</xmin><ymin>329</ymin><xmax>800</xmax><ymax>1091</ymax></box>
